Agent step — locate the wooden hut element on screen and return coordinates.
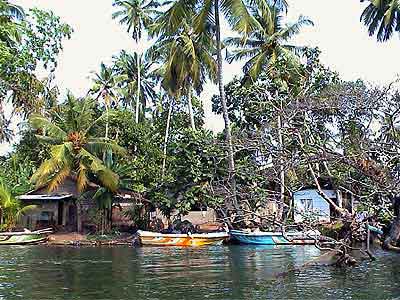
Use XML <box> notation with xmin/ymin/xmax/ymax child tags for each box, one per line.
<box><xmin>17</xmin><ymin>177</ymin><xmax>138</xmax><ymax>232</ymax></box>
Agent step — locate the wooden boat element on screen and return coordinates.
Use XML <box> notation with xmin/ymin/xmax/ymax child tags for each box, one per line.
<box><xmin>0</xmin><ymin>228</ymin><xmax>53</xmax><ymax>245</ymax></box>
<box><xmin>137</xmin><ymin>230</ymin><xmax>229</xmax><ymax>246</ymax></box>
<box><xmin>229</xmin><ymin>229</ymin><xmax>320</xmax><ymax>245</ymax></box>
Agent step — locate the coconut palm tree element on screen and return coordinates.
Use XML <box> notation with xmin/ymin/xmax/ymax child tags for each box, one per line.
<box><xmin>112</xmin><ymin>0</ymin><xmax>159</xmax><ymax>123</ymax></box>
<box><xmin>29</xmin><ymin>94</ymin><xmax>126</xmax><ymax>194</ymax></box>
<box><xmin>90</xmin><ymin>63</ymin><xmax>126</xmax><ymax>139</ymax></box>
<box><xmin>225</xmin><ymin>3</ymin><xmax>312</xmax><ymax>209</ymax></box>
<box><xmin>360</xmin><ymin>0</ymin><xmax>400</xmax><ymax>42</ymax></box>
<box><xmin>150</xmin><ymin>20</ymin><xmax>217</xmax><ymax>130</ymax></box>
<box><xmin>151</xmin><ymin>0</ymin><xmax>262</xmax><ymax>210</ymax></box>
<box><xmin>225</xmin><ymin>6</ymin><xmax>313</xmax><ymax>83</ymax></box>
<box><xmin>113</xmin><ymin>50</ymin><xmax>157</xmax><ymax>119</ymax></box>
<box><xmin>114</xmin><ymin>52</ymin><xmax>156</xmax><ymax>117</ymax></box>
<box><xmin>90</xmin><ymin>62</ymin><xmax>122</xmax><ymax>103</ymax></box>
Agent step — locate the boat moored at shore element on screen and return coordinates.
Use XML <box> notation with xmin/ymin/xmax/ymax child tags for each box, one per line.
<box><xmin>0</xmin><ymin>228</ymin><xmax>53</xmax><ymax>245</ymax></box>
<box><xmin>229</xmin><ymin>230</ymin><xmax>320</xmax><ymax>245</ymax></box>
<box><xmin>137</xmin><ymin>230</ymin><xmax>229</xmax><ymax>246</ymax></box>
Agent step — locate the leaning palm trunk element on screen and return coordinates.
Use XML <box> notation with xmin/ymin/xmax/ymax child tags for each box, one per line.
<box><xmin>187</xmin><ymin>88</ymin><xmax>196</xmax><ymax>131</ymax></box>
<box><xmin>214</xmin><ymin>0</ymin><xmax>239</xmax><ymax>212</ymax></box>
<box><xmin>161</xmin><ymin>97</ymin><xmax>174</xmax><ymax>178</ymax></box>
<box><xmin>135</xmin><ymin>52</ymin><xmax>141</xmax><ymax>124</ymax></box>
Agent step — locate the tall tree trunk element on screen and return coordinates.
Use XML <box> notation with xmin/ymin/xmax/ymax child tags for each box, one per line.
<box><xmin>187</xmin><ymin>88</ymin><xmax>196</xmax><ymax>131</ymax></box>
<box><xmin>277</xmin><ymin>109</ymin><xmax>285</xmax><ymax>207</ymax></box>
<box><xmin>135</xmin><ymin>52</ymin><xmax>141</xmax><ymax>124</ymax></box>
<box><xmin>162</xmin><ymin>97</ymin><xmax>174</xmax><ymax>178</ymax></box>
<box><xmin>105</xmin><ymin>102</ymin><xmax>109</xmax><ymax>139</ymax></box>
<box><xmin>214</xmin><ymin>0</ymin><xmax>239</xmax><ymax>211</ymax></box>
<box><xmin>383</xmin><ymin>196</ymin><xmax>400</xmax><ymax>252</ymax></box>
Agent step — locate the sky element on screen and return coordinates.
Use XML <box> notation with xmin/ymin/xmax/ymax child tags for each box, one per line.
<box><xmin>10</xmin><ymin>0</ymin><xmax>400</xmax><ymax>133</ymax></box>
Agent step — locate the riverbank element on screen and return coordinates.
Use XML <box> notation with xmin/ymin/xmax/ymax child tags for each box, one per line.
<box><xmin>47</xmin><ymin>232</ymin><xmax>135</xmax><ymax>246</ymax></box>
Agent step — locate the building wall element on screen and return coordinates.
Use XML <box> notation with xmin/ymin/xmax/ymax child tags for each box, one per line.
<box><xmin>20</xmin><ymin>202</ymin><xmax>59</xmax><ymax>230</ymax></box>
<box><xmin>112</xmin><ymin>203</ymin><xmax>134</xmax><ymax>227</ymax></box>
<box><xmin>19</xmin><ymin>200</ymin><xmax>79</xmax><ymax>231</ymax></box>
<box><xmin>152</xmin><ymin>208</ymin><xmax>218</xmax><ymax>228</ymax></box>
<box><xmin>293</xmin><ymin>189</ymin><xmax>336</xmax><ymax>223</ymax></box>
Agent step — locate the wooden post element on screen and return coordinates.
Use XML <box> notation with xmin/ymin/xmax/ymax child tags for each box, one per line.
<box><xmin>77</xmin><ymin>202</ymin><xmax>82</xmax><ymax>233</ymax></box>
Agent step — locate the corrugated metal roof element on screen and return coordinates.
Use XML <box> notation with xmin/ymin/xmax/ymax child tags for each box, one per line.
<box><xmin>17</xmin><ymin>194</ymin><xmax>73</xmax><ymax>201</ymax></box>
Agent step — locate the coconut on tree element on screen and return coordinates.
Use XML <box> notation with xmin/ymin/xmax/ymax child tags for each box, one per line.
<box><xmin>29</xmin><ymin>94</ymin><xmax>127</xmax><ymax>230</ymax></box>
<box><xmin>30</xmin><ymin>94</ymin><xmax>126</xmax><ymax>193</ymax></box>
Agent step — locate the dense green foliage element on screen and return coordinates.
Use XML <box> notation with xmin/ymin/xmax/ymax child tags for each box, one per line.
<box><xmin>0</xmin><ymin>1</ymin><xmax>72</xmax><ymax>130</ymax></box>
<box><xmin>0</xmin><ymin>178</ymin><xmax>36</xmax><ymax>230</ymax></box>
<box><xmin>0</xmin><ymin>0</ymin><xmax>399</xmax><ymax>239</ymax></box>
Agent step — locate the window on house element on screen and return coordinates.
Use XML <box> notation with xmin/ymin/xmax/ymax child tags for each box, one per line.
<box><xmin>39</xmin><ymin>211</ymin><xmax>54</xmax><ymax>222</ymax></box>
<box><xmin>190</xmin><ymin>203</ymin><xmax>207</xmax><ymax>212</ymax></box>
<box><xmin>300</xmin><ymin>199</ymin><xmax>313</xmax><ymax>211</ymax></box>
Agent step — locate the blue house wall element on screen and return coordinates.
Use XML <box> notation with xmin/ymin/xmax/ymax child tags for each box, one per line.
<box><xmin>293</xmin><ymin>189</ymin><xmax>337</xmax><ymax>223</ymax></box>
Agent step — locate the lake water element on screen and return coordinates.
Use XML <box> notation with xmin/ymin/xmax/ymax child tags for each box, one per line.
<box><xmin>0</xmin><ymin>245</ymin><xmax>399</xmax><ymax>300</ymax></box>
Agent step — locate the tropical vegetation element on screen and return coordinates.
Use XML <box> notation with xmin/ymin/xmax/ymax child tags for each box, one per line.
<box><xmin>0</xmin><ymin>0</ymin><xmax>399</xmax><ymax>256</ymax></box>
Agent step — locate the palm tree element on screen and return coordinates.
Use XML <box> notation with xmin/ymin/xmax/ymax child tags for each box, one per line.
<box><xmin>225</xmin><ymin>3</ymin><xmax>312</xmax><ymax>209</ymax></box>
<box><xmin>360</xmin><ymin>0</ymin><xmax>400</xmax><ymax>42</ymax></box>
<box><xmin>112</xmin><ymin>0</ymin><xmax>159</xmax><ymax>123</ymax></box>
<box><xmin>90</xmin><ymin>62</ymin><xmax>122</xmax><ymax>103</ymax></box>
<box><xmin>30</xmin><ymin>94</ymin><xmax>126</xmax><ymax>193</ymax></box>
<box><xmin>84</xmin><ymin>152</ymin><xmax>133</xmax><ymax>234</ymax></box>
<box><xmin>151</xmin><ymin>0</ymin><xmax>262</xmax><ymax>211</ymax></box>
<box><xmin>113</xmin><ymin>50</ymin><xmax>157</xmax><ymax>119</ymax></box>
<box><xmin>225</xmin><ymin>6</ymin><xmax>313</xmax><ymax>83</ymax></box>
<box><xmin>150</xmin><ymin>21</ymin><xmax>217</xmax><ymax>130</ymax></box>
<box><xmin>90</xmin><ymin>63</ymin><xmax>125</xmax><ymax>138</ymax></box>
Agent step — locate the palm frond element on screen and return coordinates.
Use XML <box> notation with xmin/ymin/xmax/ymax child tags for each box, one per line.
<box><xmin>78</xmin><ymin>148</ymin><xmax>120</xmax><ymax>192</ymax></box>
<box><xmin>193</xmin><ymin>0</ymin><xmax>214</xmax><ymax>34</ymax></box>
<box><xmin>222</xmin><ymin>0</ymin><xmax>262</xmax><ymax>36</ymax></box>
<box><xmin>30</xmin><ymin>115</ymin><xmax>67</xmax><ymax>139</ymax></box>
<box><xmin>85</xmin><ymin>139</ymin><xmax>128</xmax><ymax>156</ymax></box>
<box><xmin>31</xmin><ymin>143</ymin><xmax>73</xmax><ymax>187</ymax></box>
<box><xmin>48</xmin><ymin>165</ymin><xmax>71</xmax><ymax>192</ymax></box>
<box><xmin>279</xmin><ymin>15</ymin><xmax>313</xmax><ymax>41</ymax></box>
<box><xmin>77</xmin><ymin>162</ymin><xmax>89</xmax><ymax>192</ymax></box>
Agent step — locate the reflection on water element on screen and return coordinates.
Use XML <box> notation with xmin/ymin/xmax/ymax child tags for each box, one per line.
<box><xmin>0</xmin><ymin>244</ymin><xmax>399</xmax><ymax>300</ymax></box>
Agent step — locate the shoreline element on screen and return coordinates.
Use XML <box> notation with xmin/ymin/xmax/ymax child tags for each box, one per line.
<box><xmin>45</xmin><ymin>232</ymin><xmax>136</xmax><ymax>246</ymax></box>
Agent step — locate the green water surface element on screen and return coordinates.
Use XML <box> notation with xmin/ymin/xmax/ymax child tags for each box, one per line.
<box><xmin>0</xmin><ymin>245</ymin><xmax>399</xmax><ymax>300</ymax></box>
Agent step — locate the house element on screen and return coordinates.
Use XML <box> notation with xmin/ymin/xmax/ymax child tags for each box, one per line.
<box><xmin>17</xmin><ymin>177</ymin><xmax>137</xmax><ymax>232</ymax></box>
<box><xmin>293</xmin><ymin>184</ymin><xmax>355</xmax><ymax>223</ymax></box>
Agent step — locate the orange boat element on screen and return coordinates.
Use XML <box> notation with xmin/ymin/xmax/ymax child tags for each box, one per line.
<box><xmin>137</xmin><ymin>230</ymin><xmax>229</xmax><ymax>246</ymax></box>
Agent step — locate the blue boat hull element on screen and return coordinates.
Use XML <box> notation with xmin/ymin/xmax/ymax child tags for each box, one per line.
<box><xmin>229</xmin><ymin>230</ymin><xmax>316</xmax><ymax>245</ymax></box>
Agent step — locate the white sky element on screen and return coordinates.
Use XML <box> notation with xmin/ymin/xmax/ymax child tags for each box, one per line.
<box><xmin>10</xmin><ymin>0</ymin><xmax>400</xmax><ymax>134</ymax></box>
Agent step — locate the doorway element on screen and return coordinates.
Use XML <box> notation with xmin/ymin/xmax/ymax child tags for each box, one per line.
<box><xmin>58</xmin><ymin>202</ymin><xmax>64</xmax><ymax>226</ymax></box>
